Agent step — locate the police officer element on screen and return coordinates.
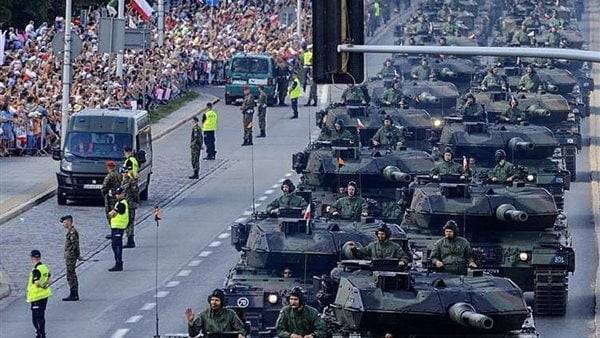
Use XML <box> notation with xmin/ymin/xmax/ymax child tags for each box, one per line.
<box><xmin>257</xmin><ymin>85</ymin><xmax>268</xmax><ymax>138</ymax></box>
<box><xmin>61</xmin><ymin>215</ymin><xmax>81</xmax><ymax>301</ymax></box>
<box><xmin>275</xmin><ymin>287</ymin><xmax>327</xmax><ymax>338</ymax></box>
<box><xmin>411</xmin><ymin>58</ymin><xmax>432</xmax><ymax>80</ymax></box>
<box><xmin>519</xmin><ymin>65</ymin><xmax>541</xmax><ymax>93</ymax></box>
<box><xmin>120</xmin><ymin>166</ymin><xmax>139</xmax><ymax>248</ymax></box>
<box><xmin>430</xmin><ymin>147</ymin><xmax>464</xmax><ymax>178</ymax></box>
<box><xmin>480</xmin><ymin>67</ymin><xmax>504</xmax><ymax>91</ymax></box>
<box><xmin>186</xmin><ymin>289</ymin><xmax>246</xmax><ymax>337</ymax></box>
<box><xmin>123</xmin><ymin>146</ymin><xmax>139</xmax><ymax>178</ymax></box>
<box><xmin>488</xmin><ymin>149</ymin><xmax>516</xmax><ymax>182</ymax></box>
<box><xmin>190</xmin><ymin>116</ymin><xmax>203</xmax><ymax>178</ymax></box>
<box><xmin>351</xmin><ymin>225</ymin><xmax>411</xmax><ymax>266</ymax></box>
<box><xmin>329</xmin><ymin>181</ymin><xmax>368</xmax><ymax>220</ymax></box>
<box><xmin>341</xmin><ymin>83</ymin><xmax>366</xmax><ymax>105</ymax></box>
<box><xmin>431</xmin><ymin>220</ymin><xmax>476</xmax><ymax>275</ymax></box>
<box><xmin>27</xmin><ymin>249</ymin><xmax>52</xmax><ymax>338</ymax></box>
<box><xmin>241</xmin><ymin>86</ymin><xmax>256</xmax><ymax>145</ymax></box>
<box><xmin>371</xmin><ymin>115</ymin><xmax>404</xmax><ymax>148</ymax></box>
<box><xmin>276</xmin><ymin>58</ymin><xmax>290</xmax><ymax>106</ymax></box>
<box><xmin>499</xmin><ymin>97</ymin><xmax>526</xmax><ymax>124</ymax></box>
<box><xmin>289</xmin><ymin>74</ymin><xmax>301</xmax><ymax>119</ymax></box>
<box><xmin>202</xmin><ymin>102</ymin><xmax>218</xmax><ymax>160</ymax></box>
<box><xmin>318</xmin><ymin>119</ymin><xmax>354</xmax><ymax>142</ymax></box>
<box><xmin>302</xmin><ymin>45</ymin><xmax>313</xmax><ymax>92</ymax></box>
<box><xmin>108</xmin><ymin>187</ymin><xmax>128</xmax><ymax>271</ymax></box>
<box><xmin>381</xmin><ymin>82</ymin><xmax>404</xmax><ymax>107</ymax></box>
<box><xmin>266</xmin><ymin>179</ymin><xmax>308</xmax><ymax>215</ymax></box>
<box><xmin>460</xmin><ymin>94</ymin><xmax>485</xmax><ymax>121</ymax></box>
<box><xmin>101</xmin><ymin>160</ymin><xmax>121</xmax><ymax>238</ymax></box>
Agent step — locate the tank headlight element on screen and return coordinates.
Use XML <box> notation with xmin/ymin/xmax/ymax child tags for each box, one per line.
<box><xmin>526</xmin><ymin>174</ymin><xmax>535</xmax><ymax>182</ymax></box>
<box><xmin>267</xmin><ymin>293</ymin><xmax>278</xmax><ymax>304</ymax></box>
<box><xmin>519</xmin><ymin>252</ymin><xmax>529</xmax><ymax>261</ymax></box>
<box><xmin>566</xmin><ymin>138</ymin><xmax>574</xmax><ymax>144</ymax></box>
<box><xmin>61</xmin><ymin>159</ymin><xmax>73</xmax><ymax>172</ymax></box>
<box><xmin>433</xmin><ymin>119</ymin><xmax>443</xmax><ymax>128</ymax></box>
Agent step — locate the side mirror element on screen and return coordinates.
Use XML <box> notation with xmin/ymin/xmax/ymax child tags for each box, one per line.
<box><xmin>52</xmin><ymin>147</ymin><xmax>62</xmax><ymax>161</ymax></box>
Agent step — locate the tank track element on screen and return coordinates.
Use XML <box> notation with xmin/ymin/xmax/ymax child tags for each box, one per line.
<box><xmin>533</xmin><ymin>267</ymin><xmax>568</xmax><ymax>316</ymax></box>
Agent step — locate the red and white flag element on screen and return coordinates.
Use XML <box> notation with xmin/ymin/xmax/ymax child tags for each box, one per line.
<box><xmin>356</xmin><ymin>118</ymin><xmax>365</xmax><ymax>133</ymax></box>
<box><xmin>303</xmin><ymin>203</ymin><xmax>312</xmax><ymax>224</ymax></box>
<box><xmin>463</xmin><ymin>156</ymin><xmax>469</xmax><ymax>172</ymax></box>
<box><xmin>130</xmin><ymin>0</ymin><xmax>154</xmax><ymax>21</ymax></box>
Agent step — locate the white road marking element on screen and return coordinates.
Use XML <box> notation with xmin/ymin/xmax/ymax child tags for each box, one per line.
<box><xmin>209</xmin><ymin>241</ymin><xmax>222</xmax><ymax>247</ymax></box>
<box><xmin>189</xmin><ymin>259</ymin><xmax>203</xmax><ymax>266</ymax></box>
<box><xmin>199</xmin><ymin>250</ymin><xmax>212</xmax><ymax>257</ymax></box>
<box><xmin>264</xmin><ymin>189</ymin><xmax>274</xmax><ymax>194</ymax></box>
<box><xmin>272</xmin><ymin>184</ymin><xmax>279</xmax><ymax>188</ymax></box>
<box><xmin>126</xmin><ymin>315</ymin><xmax>143</xmax><ymax>323</ymax></box>
<box><xmin>252</xmin><ymin>203</ymin><xmax>261</xmax><ymax>208</ymax></box>
<box><xmin>111</xmin><ymin>329</ymin><xmax>129</xmax><ymax>338</ymax></box>
<box><xmin>166</xmin><ymin>281</ymin><xmax>180</xmax><ymax>288</ymax></box>
<box><xmin>258</xmin><ymin>196</ymin><xmax>267</xmax><ymax>201</ymax></box>
<box><xmin>243</xmin><ymin>210</ymin><xmax>252</xmax><ymax>216</ymax></box>
<box><xmin>155</xmin><ymin>291</ymin><xmax>169</xmax><ymax>298</ymax></box>
<box><xmin>278</xmin><ymin>178</ymin><xmax>285</xmax><ymax>183</ymax></box>
<box><xmin>218</xmin><ymin>233</ymin><xmax>231</xmax><ymax>239</ymax></box>
<box><xmin>285</xmin><ymin>173</ymin><xmax>292</xmax><ymax>177</ymax></box>
<box><xmin>140</xmin><ymin>303</ymin><xmax>156</xmax><ymax>311</ymax></box>
<box><xmin>234</xmin><ymin>217</ymin><xmax>247</xmax><ymax>223</ymax></box>
<box><xmin>177</xmin><ymin>270</ymin><xmax>192</xmax><ymax>277</ymax></box>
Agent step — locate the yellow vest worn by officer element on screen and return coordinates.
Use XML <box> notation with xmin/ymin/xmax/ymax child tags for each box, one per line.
<box><xmin>289</xmin><ymin>78</ymin><xmax>301</xmax><ymax>99</ymax></box>
<box><xmin>203</xmin><ymin>109</ymin><xmax>218</xmax><ymax>131</ymax></box>
<box><xmin>303</xmin><ymin>51</ymin><xmax>313</xmax><ymax>67</ymax></box>
<box><xmin>126</xmin><ymin>156</ymin><xmax>139</xmax><ymax>178</ymax></box>
<box><xmin>27</xmin><ymin>264</ymin><xmax>52</xmax><ymax>303</ymax></box>
<box><xmin>111</xmin><ymin>199</ymin><xmax>130</xmax><ymax>229</ymax></box>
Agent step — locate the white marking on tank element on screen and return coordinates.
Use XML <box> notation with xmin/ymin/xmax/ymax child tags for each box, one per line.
<box><xmin>177</xmin><ymin>270</ymin><xmax>192</xmax><ymax>277</ymax></box>
<box><xmin>126</xmin><ymin>315</ymin><xmax>143</xmax><ymax>323</ymax></box>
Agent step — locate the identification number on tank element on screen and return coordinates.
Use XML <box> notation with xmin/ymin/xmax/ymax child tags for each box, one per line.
<box><xmin>553</xmin><ymin>255</ymin><xmax>566</xmax><ymax>264</ymax></box>
<box><xmin>236</xmin><ymin>297</ymin><xmax>250</xmax><ymax>308</ymax></box>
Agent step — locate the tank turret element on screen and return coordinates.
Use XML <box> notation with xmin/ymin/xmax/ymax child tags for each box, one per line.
<box><xmin>383</xmin><ymin>166</ymin><xmax>412</xmax><ymax>183</ymax></box>
<box><xmin>508</xmin><ymin>137</ymin><xmax>535</xmax><ymax>151</ymax></box>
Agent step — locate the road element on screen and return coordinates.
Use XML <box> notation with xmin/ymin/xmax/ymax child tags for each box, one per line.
<box><xmin>0</xmin><ymin>4</ymin><xmax>598</xmax><ymax>338</ymax></box>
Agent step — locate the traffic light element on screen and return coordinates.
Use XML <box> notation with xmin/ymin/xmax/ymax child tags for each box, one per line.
<box><xmin>313</xmin><ymin>0</ymin><xmax>365</xmax><ymax>84</ymax></box>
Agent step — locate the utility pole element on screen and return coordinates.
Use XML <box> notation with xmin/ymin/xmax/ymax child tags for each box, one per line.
<box><xmin>296</xmin><ymin>0</ymin><xmax>301</xmax><ymax>37</ymax></box>
<box><xmin>60</xmin><ymin>0</ymin><xmax>72</xmax><ymax>149</ymax></box>
<box><xmin>116</xmin><ymin>0</ymin><xmax>125</xmax><ymax>77</ymax></box>
<box><xmin>158</xmin><ymin>0</ymin><xmax>164</xmax><ymax>47</ymax></box>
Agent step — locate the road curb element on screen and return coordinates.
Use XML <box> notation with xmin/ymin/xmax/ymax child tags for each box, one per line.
<box><xmin>0</xmin><ymin>266</ymin><xmax>10</xmax><ymax>300</ymax></box>
<box><xmin>0</xmin><ymin>185</ymin><xmax>56</xmax><ymax>225</ymax></box>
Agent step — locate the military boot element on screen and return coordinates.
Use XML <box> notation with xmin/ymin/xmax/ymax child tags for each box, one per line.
<box><xmin>189</xmin><ymin>170</ymin><xmax>199</xmax><ymax>179</ymax></box>
<box><xmin>257</xmin><ymin>130</ymin><xmax>266</xmax><ymax>138</ymax></box>
<box><xmin>124</xmin><ymin>236</ymin><xmax>136</xmax><ymax>248</ymax></box>
<box><xmin>108</xmin><ymin>262</ymin><xmax>123</xmax><ymax>272</ymax></box>
<box><xmin>62</xmin><ymin>287</ymin><xmax>79</xmax><ymax>301</ymax></box>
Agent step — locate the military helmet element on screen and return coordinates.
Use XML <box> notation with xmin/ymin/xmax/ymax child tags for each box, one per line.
<box><xmin>347</xmin><ymin>181</ymin><xmax>358</xmax><ymax>189</ymax></box>
<box><xmin>495</xmin><ymin>149</ymin><xmax>507</xmax><ymax>161</ymax></box>
<box><xmin>207</xmin><ymin>288</ymin><xmax>225</xmax><ymax>304</ymax></box>
<box><xmin>465</xmin><ymin>93</ymin><xmax>475</xmax><ymax>101</ymax></box>
<box><xmin>287</xmin><ymin>286</ymin><xmax>305</xmax><ymax>305</ymax></box>
<box><xmin>443</xmin><ymin>220</ymin><xmax>458</xmax><ymax>233</ymax></box>
<box><xmin>281</xmin><ymin>179</ymin><xmax>295</xmax><ymax>193</ymax></box>
<box><xmin>384</xmin><ymin>115</ymin><xmax>394</xmax><ymax>124</ymax></box>
<box><xmin>376</xmin><ymin>224</ymin><xmax>392</xmax><ymax>240</ymax></box>
<box><xmin>443</xmin><ymin>147</ymin><xmax>453</xmax><ymax>156</ymax></box>
<box><xmin>335</xmin><ymin>119</ymin><xmax>345</xmax><ymax>127</ymax></box>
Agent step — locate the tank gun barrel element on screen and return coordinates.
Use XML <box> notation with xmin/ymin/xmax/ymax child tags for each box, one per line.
<box><xmin>449</xmin><ymin>303</ymin><xmax>494</xmax><ymax>330</ymax></box>
<box><xmin>496</xmin><ymin>204</ymin><xmax>529</xmax><ymax>222</ymax></box>
<box><xmin>383</xmin><ymin>166</ymin><xmax>412</xmax><ymax>183</ymax></box>
<box><xmin>508</xmin><ymin>137</ymin><xmax>535</xmax><ymax>151</ymax></box>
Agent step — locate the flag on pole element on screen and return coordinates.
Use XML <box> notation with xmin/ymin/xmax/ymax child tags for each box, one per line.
<box><xmin>303</xmin><ymin>203</ymin><xmax>312</xmax><ymax>221</ymax></box>
<box><xmin>463</xmin><ymin>156</ymin><xmax>469</xmax><ymax>172</ymax></box>
<box><xmin>130</xmin><ymin>0</ymin><xmax>154</xmax><ymax>21</ymax></box>
<box><xmin>356</xmin><ymin>118</ymin><xmax>365</xmax><ymax>133</ymax></box>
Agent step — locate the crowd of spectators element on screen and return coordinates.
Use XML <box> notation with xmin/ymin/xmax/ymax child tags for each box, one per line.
<box><xmin>0</xmin><ymin>0</ymin><xmax>312</xmax><ymax>156</ymax></box>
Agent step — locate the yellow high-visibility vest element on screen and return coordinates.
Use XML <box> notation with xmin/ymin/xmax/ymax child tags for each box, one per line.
<box><xmin>110</xmin><ymin>200</ymin><xmax>129</xmax><ymax>229</ymax></box>
<box><xmin>289</xmin><ymin>79</ymin><xmax>301</xmax><ymax>99</ymax></box>
<box><xmin>26</xmin><ymin>263</ymin><xmax>52</xmax><ymax>303</ymax></box>
<box><xmin>203</xmin><ymin>109</ymin><xmax>218</xmax><ymax>131</ymax></box>
<box><xmin>303</xmin><ymin>51</ymin><xmax>313</xmax><ymax>66</ymax></box>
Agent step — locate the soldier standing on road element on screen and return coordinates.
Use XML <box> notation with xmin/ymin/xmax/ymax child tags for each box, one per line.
<box><xmin>431</xmin><ymin>220</ymin><xmax>477</xmax><ymax>275</ymax></box>
<box><xmin>430</xmin><ymin>147</ymin><xmax>465</xmax><ymax>178</ymax></box>
<box><xmin>202</xmin><ymin>102</ymin><xmax>218</xmax><ymax>160</ymax></box>
<box><xmin>108</xmin><ymin>188</ymin><xmax>129</xmax><ymax>271</ymax></box>
<box><xmin>101</xmin><ymin>160</ymin><xmax>121</xmax><ymax>239</ymax></box>
<box><xmin>257</xmin><ymin>85</ymin><xmax>268</xmax><ymax>138</ymax></box>
<box><xmin>488</xmin><ymin>149</ymin><xmax>516</xmax><ymax>183</ymax></box>
<box><xmin>121</xmin><ymin>166</ymin><xmax>140</xmax><ymax>248</ymax></box>
<box><xmin>185</xmin><ymin>289</ymin><xmax>246</xmax><ymax>337</ymax></box>
<box><xmin>329</xmin><ymin>181</ymin><xmax>369</xmax><ymax>220</ymax></box>
<box><xmin>266</xmin><ymin>179</ymin><xmax>308</xmax><ymax>215</ymax></box>
<box><xmin>289</xmin><ymin>74</ymin><xmax>301</xmax><ymax>119</ymax></box>
<box><xmin>276</xmin><ymin>58</ymin><xmax>290</xmax><ymax>106</ymax></box>
<box><xmin>61</xmin><ymin>215</ymin><xmax>81</xmax><ymax>301</ymax></box>
<box><xmin>241</xmin><ymin>86</ymin><xmax>256</xmax><ymax>146</ymax></box>
<box><xmin>190</xmin><ymin>116</ymin><xmax>203</xmax><ymax>179</ymax></box>
<box><xmin>27</xmin><ymin>249</ymin><xmax>52</xmax><ymax>338</ymax></box>
<box><xmin>351</xmin><ymin>225</ymin><xmax>411</xmax><ymax>265</ymax></box>
<box><xmin>275</xmin><ymin>287</ymin><xmax>327</xmax><ymax>338</ymax></box>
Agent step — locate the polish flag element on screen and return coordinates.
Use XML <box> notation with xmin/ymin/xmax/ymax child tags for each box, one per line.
<box><xmin>463</xmin><ymin>156</ymin><xmax>469</xmax><ymax>172</ymax></box>
<box><xmin>130</xmin><ymin>0</ymin><xmax>154</xmax><ymax>21</ymax></box>
<box><xmin>303</xmin><ymin>203</ymin><xmax>312</xmax><ymax>221</ymax></box>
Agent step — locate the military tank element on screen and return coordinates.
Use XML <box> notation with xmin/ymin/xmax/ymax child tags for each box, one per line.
<box><xmin>226</xmin><ymin>210</ymin><xmax>406</xmax><ymax>335</ymax></box>
<box><xmin>322</xmin><ymin>259</ymin><xmax>538</xmax><ymax>338</ymax></box>
<box><xmin>401</xmin><ymin>179</ymin><xmax>574</xmax><ymax>316</ymax></box>
<box><xmin>391</xmin><ymin>56</ymin><xmax>481</xmax><ymax>90</ymax></box>
<box><xmin>437</xmin><ymin>121</ymin><xmax>570</xmax><ymax>207</ymax></box>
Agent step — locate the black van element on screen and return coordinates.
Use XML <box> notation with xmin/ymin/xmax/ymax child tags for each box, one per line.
<box><xmin>53</xmin><ymin>108</ymin><xmax>152</xmax><ymax>205</ymax></box>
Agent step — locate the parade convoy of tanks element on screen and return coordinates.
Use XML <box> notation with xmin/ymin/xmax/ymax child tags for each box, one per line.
<box><xmin>216</xmin><ymin>0</ymin><xmax>593</xmax><ymax>337</ymax></box>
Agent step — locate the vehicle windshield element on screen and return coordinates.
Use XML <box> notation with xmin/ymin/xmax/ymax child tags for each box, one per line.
<box><xmin>231</xmin><ymin>57</ymin><xmax>269</xmax><ymax>74</ymax></box>
<box><xmin>65</xmin><ymin>132</ymin><xmax>132</xmax><ymax>159</ymax></box>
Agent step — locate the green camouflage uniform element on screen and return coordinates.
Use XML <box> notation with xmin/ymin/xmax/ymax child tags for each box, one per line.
<box><xmin>101</xmin><ymin>170</ymin><xmax>122</xmax><ymax>226</ymax></box>
<box><xmin>341</xmin><ymin>87</ymin><xmax>365</xmax><ymax>104</ymax></box>
<box><xmin>380</xmin><ymin>65</ymin><xmax>396</xmax><ymax>78</ymax></box>
<box><xmin>431</xmin><ymin>236</ymin><xmax>473</xmax><ymax>275</ymax></box>
<box><xmin>519</xmin><ymin>73</ymin><xmax>541</xmax><ymax>93</ymax></box>
<box><xmin>488</xmin><ymin>160</ymin><xmax>515</xmax><ymax>182</ymax></box>
<box><xmin>266</xmin><ymin>192</ymin><xmax>308</xmax><ymax>213</ymax></box>
<box><xmin>257</xmin><ymin>90</ymin><xmax>268</xmax><ymax>133</ymax></box>
<box><xmin>64</xmin><ymin>228</ymin><xmax>80</xmax><ymax>290</ymax></box>
<box><xmin>500</xmin><ymin>107</ymin><xmax>526</xmax><ymax>123</ymax></box>
<box><xmin>330</xmin><ymin>195</ymin><xmax>368</xmax><ymax>220</ymax></box>
<box><xmin>461</xmin><ymin>102</ymin><xmax>484</xmax><ymax>119</ymax></box>
<box><xmin>547</xmin><ymin>31</ymin><xmax>561</xmax><ymax>47</ymax></box>
<box><xmin>241</xmin><ymin>93</ymin><xmax>256</xmax><ymax>143</ymax></box>
<box><xmin>430</xmin><ymin>160</ymin><xmax>464</xmax><ymax>175</ymax></box>
<box><xmin>382</xmin><ymin>88</ymin><xmax>404</xmax><ymax>106</ymax></box>
<box><xmin>121</xmin><ymin>174</ymin><xmax>140</xmax><ymax>238</ymax></box>
<box><xmin>413</xmin><ymin>21</ymin><xmax>428</xmax><ymax>35</ymax></box>
<box><xmin>191</xmin><ymin>124</ymin><xmax>203</xmax><ymax>171</ymax></box>
<box><xmin>318</xmin><ymin>126</ymin><xmax>354</xmax><ymax>141</ymax></box>
<box><xmin>442</xmin><ymin>21</ymin><xmax>459</xmax><ymax>36</ymax></box>
<box><xmin>353</xmin><ymin>239</ymin><xmax>410</xmax><ymax>264</ymax></box>
<box><xmin>480</xmin><ymin>73</ymin><xmax>503</xmax><ymax>89</ymax></box>
<box><xmin>512</xmin><ymin>30</ymin><xmax>530</xmax><ymax>45</ymax></box>
<box><xmin>411</xmin><ymin>64</ymin><xmax>432</xmax><ymax>80</ymax></box>
<box><xmin>188</xmin><ymin>308</ymin><xmax>246</xmax><ymax>337</ymax></box>
<box><xmin>372</xmin><ymin>125</ymin><xmax>404</xmax><ymax>147</ymax></box>
<box><xmin>275</xmin><ymin>305</ymin><xmax>327</xmax><ymax>338</ymax></box>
